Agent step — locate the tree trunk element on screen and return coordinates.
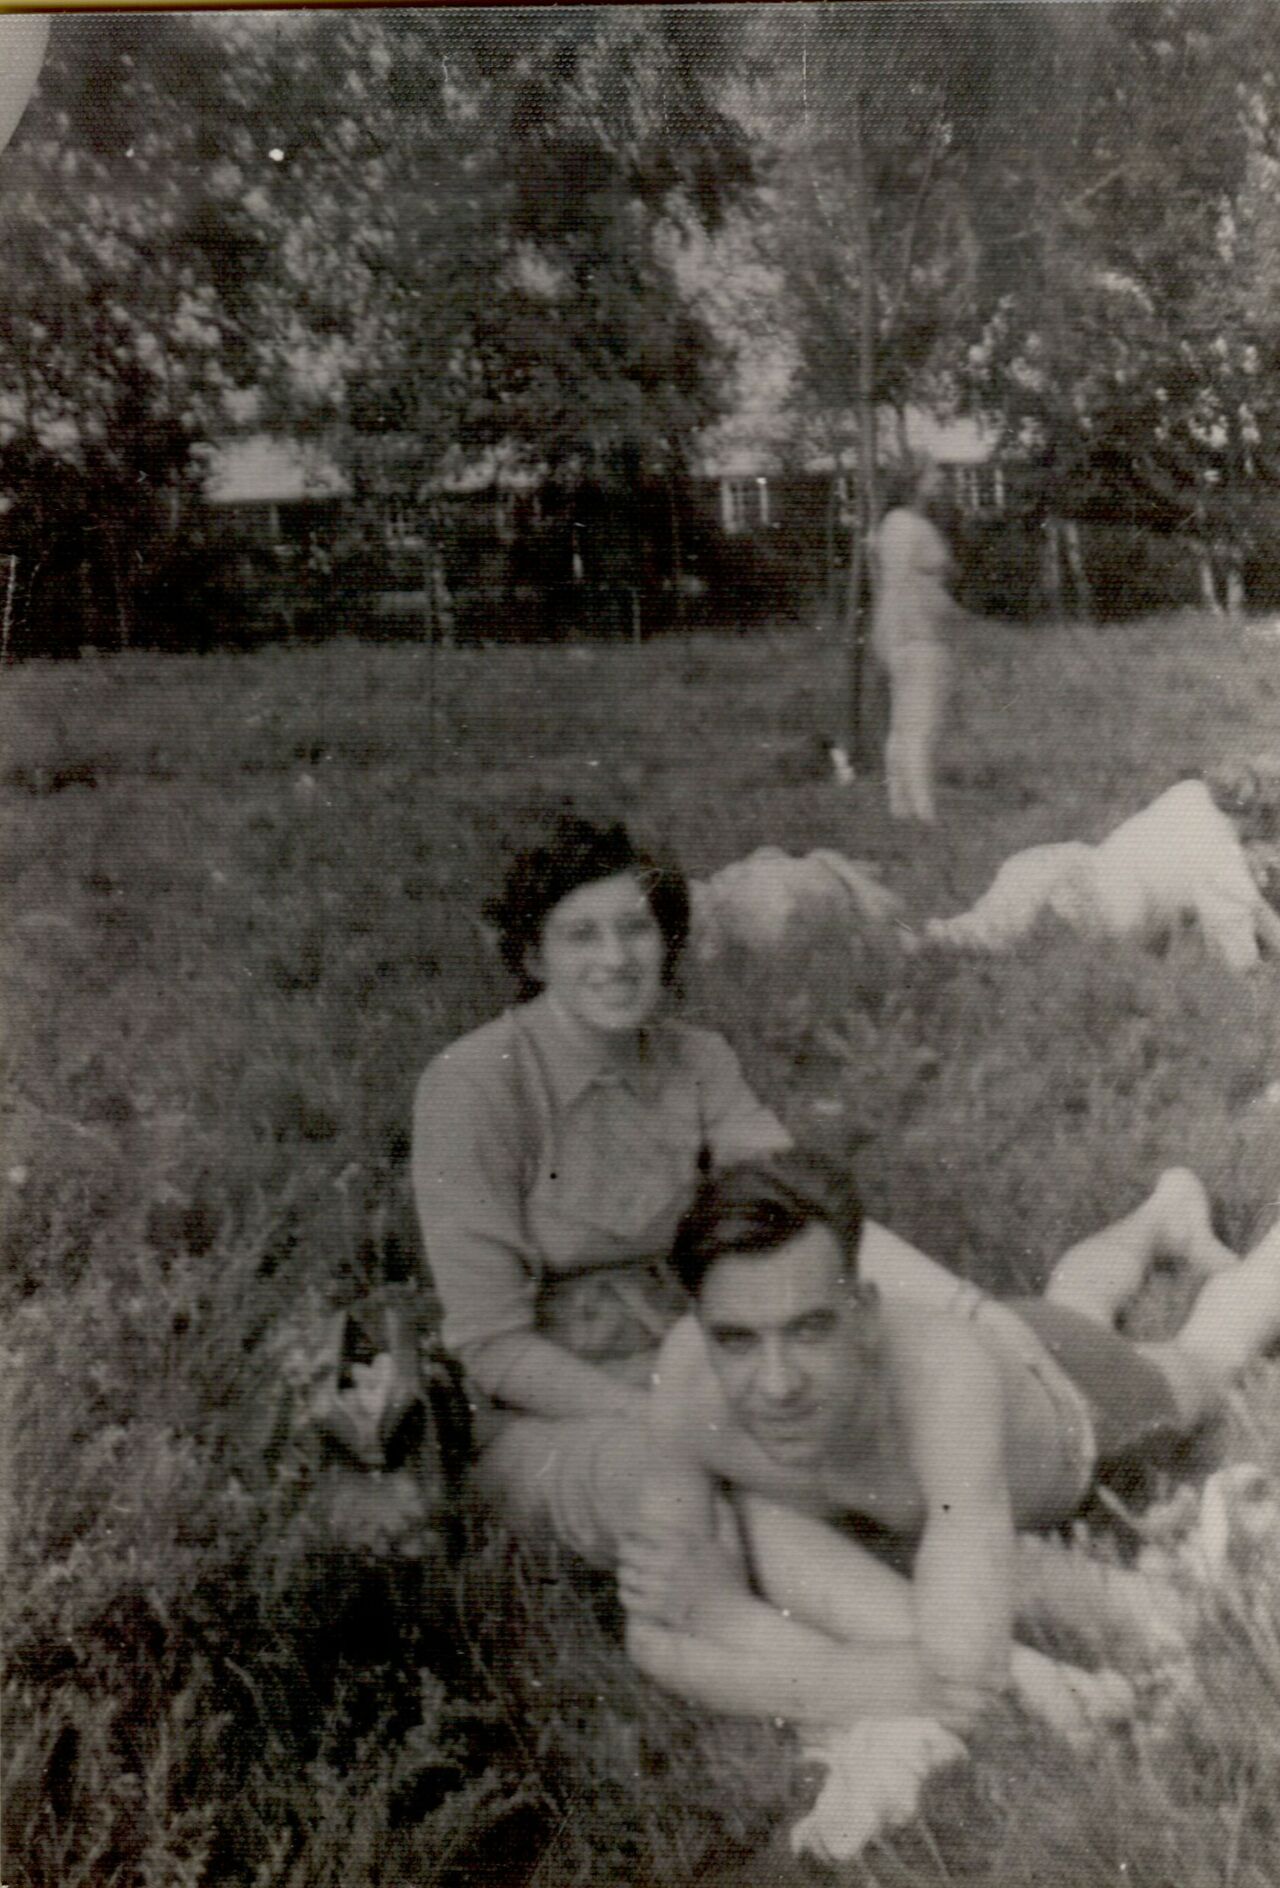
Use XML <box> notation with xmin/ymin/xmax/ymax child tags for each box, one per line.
<box><xmin>842</xmin><ymin>70</ymin><xmax>878</xmax><ymax>770</ymax></box>
<box><xmin>422</xmin><ymin>533</ymin><xmax>437</xmax><ymax>774</ymax></box>
<box><xmin>104</xmin><ymin>529</ymin><xmax>132</xmax><ymax>650</ymax></box>
<box><xmin>433</xmin><ymin>553</ymin><xmax>455</xmax><ymax>647</ymax></box>
<box><xmin>1062</xmin><ymin>517</ymin><xmax>1092</xmax><ymax>620</ymax></box>
<box><xmin>1042</xmin><ymin>516</ymin><xmax>1065</xmax><ymax>619</ymax></box>
<box><xmin>1197</xmin><ymin>548</ymin><xmax>1223</xmax><ymax>616</ymax></box>
<box><xmin>1</xmin><ymin>554</ymin><xmax>17</xmax><ymax>664</ymax></box>
<box><xmin>668</xmin><ymin>477</ymin><xmax>686</xmax><ymax>633</ymax></box>
<box><xmin>824</xmin><ymin>463</ymin><xmax>841</xmax><ymax>630</ymax></box>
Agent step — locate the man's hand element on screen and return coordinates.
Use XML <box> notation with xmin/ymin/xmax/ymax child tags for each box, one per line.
<box><xmin>791</xmin><ymin>1718</ymin><xmax>968</xmax><ymax>1864</ymax></box>
<box><xmin>617</xmin><ymin>1521</ymin><xmax>744</xmax><ymax>1632</ymax></box>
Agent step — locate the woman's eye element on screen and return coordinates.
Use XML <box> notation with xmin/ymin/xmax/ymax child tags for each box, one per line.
<box><xmin>712</xmin><ymin>1331</ymin><xmax>753</xmax><ymax>1356</ymax></box>
<box><xmin>619</xmin><ymin>914</ymin><xmax>657</xmax><ymax>938</ymax></box>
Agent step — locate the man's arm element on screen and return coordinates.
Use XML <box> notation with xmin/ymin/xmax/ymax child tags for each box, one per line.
<box><xmin>618</xmin><ymin>1453</ymin><xmax>944</xmax><ymax>1725</ymax></box>
<box><xmin>630</xmin><ymin>1325</ymin><xmax>950</xmax><ymax>1723</ymax></box>
<box><xmin>635</xmin><ymin>1317</ymin><xmax>1126</xmax><ymax>1741</ymax></box>
<box><xmin>860</xmin><ymin>1220</ymin><xmax>968</xmax><ymax>1311</ymax></box>
<box><xmin>898</xmin><ymin>1319</ymin><xmax>1016</xmax><ymax>1726</ymax></box>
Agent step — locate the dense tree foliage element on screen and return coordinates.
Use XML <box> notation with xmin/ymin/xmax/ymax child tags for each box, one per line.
<box><xmin>0</xmin><ymin>16</ymin><xmax>276</xmax><ymax>650</ymax></box>
<box><xmin>0</xmin><ymin>11</ymin><xmax>749</xmax><ymax>649</ymax></box>
<box><xmin>730</xmin><ymin>4</ymin><xmax>1280</xmax><ymax>623</ymax></box>
<box><xmin>218</xmin><ymin>12</ymin><xmax>751</xmax><ymax>531</ymax></box>
<box><xmin>6</xmin><ymin>5</ymin><xmax>1280</xmax><ymax>654</ymax></box>
<box><xmin>958</xmin><ymin>1</ymin><xmax>1280</xmax><ymax>608</ymax></box>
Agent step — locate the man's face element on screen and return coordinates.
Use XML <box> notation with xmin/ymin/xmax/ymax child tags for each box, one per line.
<box><xmin>697</xmin><ymin>1222</ymin><xmax>875</xmax><ymax>1469</ymax></box>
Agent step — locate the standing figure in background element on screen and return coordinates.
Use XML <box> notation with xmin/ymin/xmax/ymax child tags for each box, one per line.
<box><xmin>872</xmin><ymin>461</ymin><xmax>957</xmax><ymax>825</ymax></box>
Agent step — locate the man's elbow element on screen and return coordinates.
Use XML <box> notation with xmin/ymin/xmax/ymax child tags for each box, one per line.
<box><xmin>624</xmin><ymin>1615</ymin><xmax>681</xmax><ymax>1688</ymax></box>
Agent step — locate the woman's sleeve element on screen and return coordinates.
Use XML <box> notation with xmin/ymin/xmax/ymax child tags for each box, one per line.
<box><xmin>695</xmin><ymin>1031</ymin><xmax>793</xmax><ymax>1166</ymax></box>
<box><xmin>876</xmin><ymin>510</ymin><xmax>913</xmax><ymax>594</ymax></box>
<box><xmin>411</xmin><ymin>1050</ymin><xmax>539</xmax><ymax>1371</ymax></box>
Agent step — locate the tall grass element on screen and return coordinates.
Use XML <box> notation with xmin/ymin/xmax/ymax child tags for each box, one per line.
<box><xmin>5</xmin><ymin>613</ymin><xmax>1280</xmax><ymax>1884</ymax></box>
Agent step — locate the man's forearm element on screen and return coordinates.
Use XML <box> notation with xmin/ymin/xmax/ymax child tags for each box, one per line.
<box><xmin>626</xmin><ymin>1603</ymin><xmax>941</xmax><ymax>1726</ymax></box>
<box><xmin>913</xmin><ymin>1518</ymin><xmax>1015</xmax><ymax>1724</ymax></box>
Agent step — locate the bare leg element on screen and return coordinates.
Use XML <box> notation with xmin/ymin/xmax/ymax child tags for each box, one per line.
<box><xmin>1046</xmin><ymin>1168</ymin><xmax>1236</xmax><ymax>1323</ymax></box>
<box><xmin>886</xmin><ymin>645</ymin><xmax>945</xmax><ymax>825</ymax></box>
<box><xmin>1154</xmin><ymin>1213</ymin><xmax>1280</xmax><ymax>1421</ymax></box>
<box><xmin>885</xmin><ymin>726</ymin><xmax>911</xmax><ymax>820</ymax></box>
<box><xmin>901</xmin><ymin>644</ymin><xmax>948</xmax><ymax>825</ymax></box>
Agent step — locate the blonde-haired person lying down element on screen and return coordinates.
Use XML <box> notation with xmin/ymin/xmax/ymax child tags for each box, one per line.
<box><xmin>921</xmin><ymin>778</ymin><xmax>1280</xmax><ymax>971</ymax></box>
<box><xmin>622</xmin><ymin>1154</ymin><xmax>1268</xmax><ymax>1862</ymax></box>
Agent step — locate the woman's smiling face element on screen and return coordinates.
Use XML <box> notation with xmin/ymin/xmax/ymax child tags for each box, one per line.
<box><xmin>526</xmin><ymin>871</ymin><xmax>665</xmax><ymax>1038</ymax></box>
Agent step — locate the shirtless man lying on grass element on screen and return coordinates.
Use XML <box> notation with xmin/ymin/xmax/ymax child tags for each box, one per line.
<box><xmin>619</xmin><ymin>1152</ymin><xmax>1278</xmax><ymax>1860</ymax></box>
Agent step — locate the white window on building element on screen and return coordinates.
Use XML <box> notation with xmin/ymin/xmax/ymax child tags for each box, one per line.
<box><xmin>721</xmin><ymin>475</ymin><xmax>771</xmax><ymax>534</ymax></box>
<box><xmin>949</xmin><ymin>463</ymin><xmax>1006</xmax><ymax>516</ymax></box>
<box><xmin>384</xmin><ymin>499</ymin><xmax>424</xmax><ymax>549</ymax></box>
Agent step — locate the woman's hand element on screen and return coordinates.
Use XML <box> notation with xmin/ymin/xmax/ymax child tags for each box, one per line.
<box><xmin>467</xmin><ymin>1327</ymin><xmax>652</xmax><ymax>1422</ymax></box>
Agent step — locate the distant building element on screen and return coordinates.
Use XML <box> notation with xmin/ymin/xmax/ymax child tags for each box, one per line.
<box><xmin>698</xmin><ymin>407</ymin><xmax>1005</xmax><ymax>545</ymax></box>
<box><xmin>198</xmin><ymin>397</ymin><xmax>1008</xmax><ymax>641</ymax></box>
<box><xmin>198</xmin><ymin>436</ymin><xmax>350</xmax><ymax>548</ymax></box>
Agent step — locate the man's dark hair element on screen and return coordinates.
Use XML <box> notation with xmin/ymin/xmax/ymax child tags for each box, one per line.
<box><xmin>671</xmin><ymin>1151</ymin><xmax>865</xmax><ymax>1299</ymax></box>
<box><xmin>486</xmin><ymin>809</ymin><xmax>691</xmax><ymax>1001</ymax></box>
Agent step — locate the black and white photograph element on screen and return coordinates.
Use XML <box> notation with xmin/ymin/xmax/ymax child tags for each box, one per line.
<box><xmin>9</xmin><ymin>5</ymin><xmax>1280</xmax><ymax>1881</ymax></box>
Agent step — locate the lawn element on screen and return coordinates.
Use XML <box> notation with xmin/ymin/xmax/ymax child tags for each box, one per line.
<box><xmin>5</xmin><ymin>611</ymin><xmax>1280</xmax><ymax>1886</ymax></box>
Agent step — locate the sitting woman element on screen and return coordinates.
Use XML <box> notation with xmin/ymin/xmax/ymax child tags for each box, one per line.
<box><xmin>411</xmin><ymin>809</ymin><xmax>956</xmax><ymax>1565</ymax></box>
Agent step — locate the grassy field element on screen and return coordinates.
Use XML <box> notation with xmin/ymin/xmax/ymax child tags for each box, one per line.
<box><xmin>6</xmin><ymin>611</ymin><xmax>1280</xmax><ymax>1885</ymax></box>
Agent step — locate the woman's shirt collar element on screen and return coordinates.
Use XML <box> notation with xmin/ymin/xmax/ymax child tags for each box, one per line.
<box><xmin>520</xmin><ymin>992</ymin><xmax>668</xmax><ymax>1106</ymax></box>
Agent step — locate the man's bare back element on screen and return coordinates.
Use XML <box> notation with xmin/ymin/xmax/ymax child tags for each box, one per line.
<box><xmin>651</xmin><ymin>1295</ymin><xmax>1084</xmax><ymax>1537</ymax></box>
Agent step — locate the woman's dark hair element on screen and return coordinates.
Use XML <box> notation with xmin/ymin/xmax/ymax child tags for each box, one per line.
<box><xmin>878</xmin><ymin>460</ymin><xmax>927</xmax><ymax>518</ymax></box>
<box><xmin>671</xmin><ymin>1151</ymin><xmax>865</xmax><ymax>1299</ymax></box>
<box><xmin>486</xmin><ymin>810</ymin><xmax>691</xmax><ymax>1000</ymax></box>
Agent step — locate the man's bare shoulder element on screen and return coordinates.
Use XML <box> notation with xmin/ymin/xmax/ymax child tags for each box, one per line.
<box><xmin>877</xmin><ymin>1301</ymin><xmax>1008</xmax><ymax>1483</ymax></box>
<box><xmin>878</xmin><ymin>1298</ymin><xmax>1003</xmax><ymax>1388</ymax></box>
